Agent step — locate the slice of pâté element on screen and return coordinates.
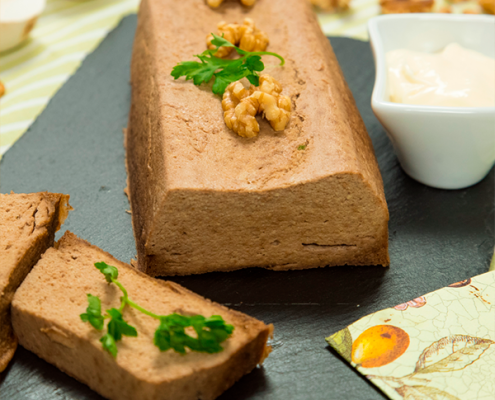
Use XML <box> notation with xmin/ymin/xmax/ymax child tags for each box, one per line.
<box><xmin>0</xmin><ymin>192</ymin><xmax>71</xmax><ymax>372</ymax></box>
<box><xmin>11</xmin><ymin>232</ymin><xmax>273</xmax><ymax>400</ymax></box>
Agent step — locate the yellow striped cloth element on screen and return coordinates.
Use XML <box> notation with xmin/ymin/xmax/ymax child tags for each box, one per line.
<box><xmin>0</xmin><ymin>0</ymin><xmax>485</xmax><ymax>158</ymax></box>
<box><xmin>0</xmin><ymin>0</ymin><xmax>139</xmax><ymax>157</ymax></box>
<box><xmin>317</xmin><ymin>0</ymin><xmax>381</xmax><ymax>41</ymax></box>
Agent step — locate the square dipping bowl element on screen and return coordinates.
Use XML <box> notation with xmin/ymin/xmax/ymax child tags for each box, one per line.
<box><xmin>368</xmin><ymin>14</ymin><xmax>495</xmax><ymax>190</ymax></box>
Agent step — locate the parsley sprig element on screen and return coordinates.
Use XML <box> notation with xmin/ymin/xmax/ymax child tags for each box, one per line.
<box><xmin>80</xmin><ymin>262</ymin><xmax>234</xmax><ymax>357</ymax></box>
<box><xmin>171</xmin><ymin>34</ymin><xmax>285</xmax><ymax>95</ymax></box>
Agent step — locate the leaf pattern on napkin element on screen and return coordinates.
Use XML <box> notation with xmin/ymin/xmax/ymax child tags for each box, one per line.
<box><xmin>365</xmin><ymin>335</ymin><xmax>494</xmax><ymax>399</ymax></box>
<box><xmin>414</xmin><ymin>335</ymin><xmax>495</xmax><ymax>374</ymax></box>
<box><xmin>326</xmin><ymin>327</ymin><xmax>352</xmax><ymax>363</ymax></box>
<box><xmin>395</xmin><ymin>385</ymin><xmax>461</xmax><ymax>400</ymax></box>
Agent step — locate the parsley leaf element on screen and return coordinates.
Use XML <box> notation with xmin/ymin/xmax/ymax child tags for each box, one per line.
<box><xmin>245</xmin><ymin>55</ymin><xmax>264</xmax><ymax>72</ymax></box>
<box><xmin>209</xmin><ymin>34</ymin><xmax>240</xmax><ymax>52</ymax></box>
<box><xmin>195</xmin><ymin>315</ymin><xmax>234</xmax><ymax>353</ymax></box>
<box><xmin>154</xmin><ymin>313</ymin><xmax>233</xmax><ymax>354</ymax></box>
<box><xmin>154</xmin><ymin>322</ymin><xmax>172</xmax><ymax>352</ymax></box>
<box><xmin>297</xmin><ymin>144</ymin><xmax>307</xmax><ymax>150</ymax></box>
<box><xmin>176</xmin><ymin>55</ymin><xmax>232</xmax><ymax>87</ymax></box>
<box><xmin>171</xmin><ymin>33</ymin><xmax>284</xmax><ymax>95</ymax></box>
<box><xmin>80</xmin><ymin>294</ymin><xmax>104</xmax><ymax>330</ymax></box>
<box><xmin>246</xmin><ymin>75</ymin><xmax>260</xmax><ymax>86</ymax></box>
<box><xmin>100</xmin><ymin>333</ymin><xmax>118</xmax><ymax>358</ymax></box>
<box><xmin>106</xmin><ymin>308</ymin><xmax>138</xmax><ymax>341</ymax></box>
<box><xmin>95</xmin><ymin>261</ymin><xmax>118</xmax><ymax>283</ymax></box>
<box><xmin>84</xmin><ymin>262</ymin><xmax>234</xmax><ymax>357</ymax></box>
<box><xmin>154</xmin><ymin>314</ymin><xmax>194</xmax><ymax>354</ymax></box>
<box><xmin>154</xmin><ymin>314</ymin><xmax>190</xmax><ymax>354</ymax></box>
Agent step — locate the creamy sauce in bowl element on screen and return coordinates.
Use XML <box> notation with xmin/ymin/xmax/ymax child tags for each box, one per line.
<box><xmin>386</xmin><ymin>43</ymin><xmax>495</xmax><ymax>107</ymax></box>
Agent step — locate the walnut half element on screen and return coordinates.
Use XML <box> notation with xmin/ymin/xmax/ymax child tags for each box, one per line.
<box><xmin>207</xmin><ymin>0</ymin><xmax>256</xmax><ymax>8</ymax></box>
<box><xmin>206</xmin><ymin>18</ymin><xmax>269</xmax><ymax>58</ymax></box>
<box><xmin>310</xmin><ymin>0</ymin><xmax>351</xmax><ymax>12</ymax></box>
<box><xmin>479</xmin><ymin>0</ymin><xmax>495</xmax><ymax>14</ymax></box>
<box><xmin>222</xmin><ymin>75</ymin><xmax>291</xmax><ymax>138</ymax></box>
<box><xmin>380</xmin><ymin>0</ymin><xmax>434</xmax><ymax>13</ymax></box>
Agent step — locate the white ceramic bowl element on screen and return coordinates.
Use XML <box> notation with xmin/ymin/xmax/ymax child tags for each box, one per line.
<box><xmin>368</xmin><ymin>14</ymin><xmax>495</xmax><ymax>190</ymax></box>
<box><xmin>0</xmin><ymin>0</ymin><xmax>46</xmax><ymax>53</ymax></box>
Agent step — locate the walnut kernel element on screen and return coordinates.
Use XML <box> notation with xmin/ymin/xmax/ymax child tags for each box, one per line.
<box><xmin>207</xmin><ymin>18</ymin><xmax>269</xmax><ymax>58</ymax></box>
<box><xmin>222</xmin><ymin>75</ymin><xmax>291</xmax><ymax>138</ymax></box>
<box><xmin>310</xmin><ymin>0</ymin><xmax>351</xmax><ymax>11</ymax></box>
<box><xmin>479</xmin><ymin>0</ymin><xmax>495</xmax><ymax>14</ymax></box>
<box><xmin>207</xmin><ymin>0</ymin><xmax>257</xmax><ymax>8</ymax></box>
<box><xmin>380</xmin><ymin>0</ymin><xmax>434</xmax><ymax>13</ymax></box>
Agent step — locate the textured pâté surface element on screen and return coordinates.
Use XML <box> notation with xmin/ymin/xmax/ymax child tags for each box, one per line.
<box><xmin>127</xmin><ymin>0</ymin><xmax>388</xmax><ymax>276</ymax></box>
<box><xmin>12</xmin><ymin>232</ymin><xmax>271</xmax><ymax>400</ymax></box>
<box><xmin>0</xmin><ymin>192</ymin><xmax>70</xmax><ymax>372</ymax></box>
<box><xmin>0</xmin><ymin>15</ymin><xmax>493</xmax><ymax>400</ymax></box>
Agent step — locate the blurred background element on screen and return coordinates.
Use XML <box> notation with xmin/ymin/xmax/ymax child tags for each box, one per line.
<box><xmin>0</xmin><ymin>0</ymin><xmax>493</xmax><ymax>160</ymax></box>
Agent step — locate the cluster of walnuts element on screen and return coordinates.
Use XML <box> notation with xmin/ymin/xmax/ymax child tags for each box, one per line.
<box><xmin>222</xmin><ymin>75</ymin><xmax>291</xmax><ymax>138</ymax></box>
<box><xmin>203</xmin><ymin>12</ymin><xmax>291</xmax><ymax>138</ymax></box>
<box><xmin>206</xmin><ymin>18</ymin><xmax>269</xmax><ymax>58</ymax></box>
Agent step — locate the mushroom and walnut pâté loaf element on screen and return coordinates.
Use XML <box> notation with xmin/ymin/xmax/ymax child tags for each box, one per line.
<box><xmin>12</xmin><ymin>232</ymin><xmax>273</xmax><ymax>400</ymax></box>
<box><xmin>0</xmin><ymin>192</ymin><xmax>71</xmax><ymax>372</ymax></box>
<box><xmin>126</xmin><ymin>0</ymin><xmax>389</xmax><ymax>276</ymax></box>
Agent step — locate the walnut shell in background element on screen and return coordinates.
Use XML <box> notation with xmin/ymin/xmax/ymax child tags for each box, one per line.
<box><xmin>479</xmin><ymin>0</ymin><xmax>495</xmax><ymax>13</ymax></box>
<box><xmin>380</xmin><ymin>0</ymin><xmax>434</xmax><ymax>14</ymax></box>
<box><xmin>310</xmin><ymin>0</ymin><xmax>351</xmax><ymax>12</ymax></box>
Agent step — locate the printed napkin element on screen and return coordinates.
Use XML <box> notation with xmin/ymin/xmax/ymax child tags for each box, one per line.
<box><xmin>327</xmin><ymin>271</ymin><xmax>495</xmax><ymax>400</ymax></box>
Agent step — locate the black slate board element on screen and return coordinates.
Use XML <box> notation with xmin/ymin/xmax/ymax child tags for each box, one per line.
<box><xmin>1</xmin><ymin>15</ymin><xmax>493</xmax><ymax>400</ymax></box>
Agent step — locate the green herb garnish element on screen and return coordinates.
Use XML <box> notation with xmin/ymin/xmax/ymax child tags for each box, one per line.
<box><xmin>297</xmin><ymin>144</ymin><xmax>307</xmax><ymax>150</ymax></box>
<box><xmin>171</xmin><ymin>33</ymin><xmax>285</xmax><ymax>95</ymax></box>
<box><xmin>80</xmin><ymin>294</ymin><xmax>104</xmax><ymax>330</ymax></box>
<box><xmin>99</xmin><ymin>333</ymin><xmax>118</xmax><ymax>358</ymax></box>
<box><xmin>81</xmin><ymin>262</ymin><xmax>234</xmax><ymax>357</ymax></box>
